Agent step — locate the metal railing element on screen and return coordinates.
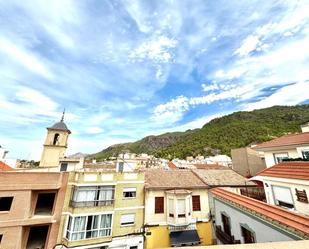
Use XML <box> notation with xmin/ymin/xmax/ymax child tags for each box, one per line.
<box><xmin>215</xmin><ymin>225</ymin><xmax>240</xmax><ymax>244</ymax></box>
<box><xmin>240</xmin><ymin>187</ymin><xmax>266</xmax><ymax>202</ymax></box>
<box><xmin>70</xmin><ymin>199</ymin><xmax>114</xmax><ymax>208</ymax></box>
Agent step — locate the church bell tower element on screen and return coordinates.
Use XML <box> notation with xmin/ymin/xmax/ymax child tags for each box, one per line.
<box><xmin>39</xmin><ymin>111</ymin><xmax>71</xmax><ymax>167</ymax></box>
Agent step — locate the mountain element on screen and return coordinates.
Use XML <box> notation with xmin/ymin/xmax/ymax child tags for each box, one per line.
<box><xmin>89</xmin><ymin>105</ymin><xmax>309</xmax><ymax>160</ymax></box>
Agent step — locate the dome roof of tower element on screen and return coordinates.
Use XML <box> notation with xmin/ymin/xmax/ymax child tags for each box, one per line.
<box><xmin>48</xmin><ymin>121</ymin><xmax>71</xmax><ymax>133</ymax></box>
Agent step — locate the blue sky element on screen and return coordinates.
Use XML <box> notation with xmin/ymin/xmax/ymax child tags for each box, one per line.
<box><xmin>1</xmin><ymin>0</ymin><xmax>309</xmax><ymax>160</ymax></box>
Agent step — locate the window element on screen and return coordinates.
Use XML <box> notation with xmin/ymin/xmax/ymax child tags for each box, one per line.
<box><xmin>60</xmin><ymin>163</ymin><xmax>68</xmax><ymax>172</ymax></box>
<box><xmin>0</xmin><ymin>196</ymin><xmax>13</xmax><ymax>211</ymax></box>
<box><xmin>168</xmin><ymin>198</ymin><xmax>174</xmax><ymax>217</ymax></box>
<box><xmin>302</xmin><ymin>150</ymin><xmax>309</xmax><ymax>160</ymax></box>
<box><xmin>177</xmin><ymin>199</ymin><xmax>186</xmax><ymax>218</ymax></box>
<box><xmin>241</xmin><ymin>226</ymin><xmax>255</xmax><ymax>243</ymax></box>
<box><xmin>272</xmin><ymin>185</ymin><xmax>294</xmax><ymax>209</ymax></box>
<box><xmin>273</xmin><ymin>152</ymin><xmax>288</xmax><ymax>164</ymax></box>
<box><xmin>120</xmin><ymin>214</ymin><xmax>135</xmax><ymax>226</ymax></box>
<box><xmin>66</xmin><ymin>214</ymin><xmax>112</xmax><ymax>241</ymax></box>
<box><xmin>26</xmin><ymin>226</ymin><xmax>49</xmax><ymax>249</ymax></box>
<box><xmin>155</xmin><ymin>197</ymin><xmax>164</xmax><ymax>214</ymax></box>
<box><xmin>118</xmin><ymin>162</ymin><xmax>124</xmax><ymax>172</ymax></box>
<box><xmin>295</xmin><ymin>189</ymin><xmax>308</xmax><ymax>203</ymax></box>
<box><xmin>71</xmin><ymin>186</ymin><xmax>114</xmax><ymax>207</ymax></box>
<box><xmin>221</xmin><ymin>214</ymin><xmax>231</xmax><ymax>236</ymax></box>
<box><xmin>192</xmin><ymin>195</ymin><xmax>201</xmax><ymax>211</ymax></box>
<box><xmin>35</xmin><ymin>192</ymin><xmax>56</xmax><ymax>215</ymax></box>
<box><xmin>53</xmin><ymin>133</ymin><xmax>60</xmax><ymax>145</ymax></box>
<box><xmin>123</xmin><ymin>188</ymin><xmax>136</xmax><ymax>198</ymax></box>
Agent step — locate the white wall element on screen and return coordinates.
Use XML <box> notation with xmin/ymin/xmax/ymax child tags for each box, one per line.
<box><xmin>264</xmin><ymin>149</ymin><xmax>299</xmax><ymax>167</ymax></box>
<box><xmin>145</xmin><ymin>189</ymin><xmax>210</xmax><ymax>225</ymax></box>
<box><xmin>263</xmin><ymin>177</ymin><xmax>309</xmax><ymax>215</ymax></box>
<box><xmin>109</xmin><ymin>234</ymin><xmax>144</xmax><ymax>249</ymax></box>
<box><xmin>214</xmin><ymin>199</ymin><xmax>297</xmax><ymax>243</ymax></box>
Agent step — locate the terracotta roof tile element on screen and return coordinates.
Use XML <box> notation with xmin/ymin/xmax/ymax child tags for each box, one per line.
<box><xmin>193</xmin><ymin>168</ymin><xmax>256</xmax><ymax>186</ymax></box>
<box><xmin>254</xmin><ymin>132</ymin><xmax>309</xmax><ymax>150</ymax></box>
<box><xmin>211</xmin><ymin>188</ymin><xmax>309</xmax><ymax>237</ymax></box>
<box><xmin>256</xmin><ymin>161</ymin><xmax>309</xmax><ymax>180</ymax></box>
<box><xmin>0</xmin><ymin>161</ymin><xmax>13</xmax><ymax>171</ymax></box>
<box><xmin>193</xmin><ymin>164</ymin><xmax>227</xmax><ymax>170</ymax></box>
<box><xmin>145</xmin><ymin>169</ymin><xmax>208</xmax><ymax>189</ymax></box>
<box><xmin>168</xmin><ymin>161</ymin><xmax>178</xmax><ymax>169</ymax></box>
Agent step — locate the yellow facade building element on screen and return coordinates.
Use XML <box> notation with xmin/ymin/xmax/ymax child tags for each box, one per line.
<box><xmin>144</xmin><ymin>170</ymin><xmax>213</xmax><ymax>248</ymax></box>
<box><xmin>55</xmin><ymin>170</ymin><xmax>145</xmax><ymax>249</ymax></box>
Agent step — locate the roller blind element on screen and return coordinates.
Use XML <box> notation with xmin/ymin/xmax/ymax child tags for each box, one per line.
<box><xmin>120</xmin><ymin>214</ymin><xmax>135</xmax><ymax>225</ymax></box>
<box><xmin>273</xmin><ymin>186</ymin><xmax>293</xmax><ymax>204</ymax></box>
<box><xmin>123</xmin><ymin>188</ymin><xmax>136</xmax><ymax>192</ymax></box>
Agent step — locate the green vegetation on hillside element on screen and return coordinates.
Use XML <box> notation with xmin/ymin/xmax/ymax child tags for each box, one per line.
<box><xmin>89</xmin><ymin>105</ymin><xmax>309</xmax><ymax>160</ymax></box>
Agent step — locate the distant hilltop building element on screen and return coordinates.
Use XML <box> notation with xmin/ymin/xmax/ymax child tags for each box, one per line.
<box><xmin>39</xmin><ymin>111</ymin><xmax>71</xmax><ymax>167</ymax></box>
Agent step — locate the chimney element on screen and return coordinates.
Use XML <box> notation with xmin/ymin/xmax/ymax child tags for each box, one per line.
<box><xmin>301</xmin><ymin>122</ymin><xmax>309</xmax><ymax>133</ymax></box>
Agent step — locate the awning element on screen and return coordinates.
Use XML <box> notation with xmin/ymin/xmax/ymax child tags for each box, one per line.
<box><xmin>170</xmin><ymin>230</ymin><xmax>200</xmax><ymax>247</ymax></box>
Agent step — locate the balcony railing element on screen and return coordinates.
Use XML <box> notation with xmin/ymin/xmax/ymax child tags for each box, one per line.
<box><xmin>70</xmin><ymin>199</ymin><xmax>114</xmax><ymax>208</ymax></box>
<box><xmin>240</xmin><ymin>187</ymin><xmax>266</xmax><ymax>202</ymax></box>
<box><xmin>215</xmin><ymin>225</ymin><xmax>240</xmax><ymax>244</ymax></box>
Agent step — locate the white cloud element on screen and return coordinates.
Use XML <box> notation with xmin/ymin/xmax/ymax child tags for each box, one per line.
<box><xmin>16</xmin><ymin>86</ymin><xmax>58</xmax><ymax>111</ymax></box>
<box><xmin>152</xmin><ymin>95</ymin><xmax>189</xmax><ymax>123</ymax></box>
<box><xmin>201</xmin><ymin>83</ymin><xmax>220</xmax><ymax>92</ymax></box>
<box><xmin>152</xmin><ymin>85</ymin><xmax>254</xmax><ymax>124</ymax></box>
<box><xmin>245</xmin><ymin>81</ymin><xmax>309</xmax><ymax>111</ymax></box>
<box><xmin>234</xmin><ymin>35</ymin><xmax>261</xmax><ymax>57</ymax></box>
<box><xmin>129</xmin><ymin>35</ymin><xmax>177</xmax><ymax>63</ymax></box>
<box><xmin>0</xmin><ymin>37</ymin><xmax>53</xmax><ymax>78</ymax></box>
<box><xmin>84</xmin><ymin>127</ymin><xmax>104</xmax><ymax>134</ymax></box>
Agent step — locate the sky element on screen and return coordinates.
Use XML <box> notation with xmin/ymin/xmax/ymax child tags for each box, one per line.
<box><xmin>1</xmin><ymin>0</ymin><xmax>309</xmax><ymax>160</ymax></box>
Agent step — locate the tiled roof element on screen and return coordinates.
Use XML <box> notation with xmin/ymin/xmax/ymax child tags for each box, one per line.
<box><xmin>168</xmin><ymin>161</ymin><xmax>178</xmax><ymax>169</ymax></box>
<box><xmin>211</xmin><ymin>188</ymin><xmax>309</xmax><ymax>238</ymax></box>
<box><xmin>256</xmin><ymin>161</ymin><xmax>309</xmax><ymax>180</ymax></box>
<box><xmin>145</xmin><ymin>169</ymin><xmax>208</xmax><ymax>189</ymax></box>
<box><xmin>48</xmin><ymin>121</ymin><xmax>71</xmax><ymax>133</ymax></box>
<box><xmin>253</xmin><ymin>132</ymin><xmax>309</xmax><ymax>150</ymax></box>
<box><xmin>193</xmin><ymin>164</ymin><xmax>227</xmax><ymax>170</ymax></box>
<box><xmin>193</xmin><ymin>168</ymin><xmax>255</xmax><ymax>186</ymax></box>
<box><xmin>0</xmin><ymin>161</ymin><xmax>13</xmax><ymax>171</ymax></box>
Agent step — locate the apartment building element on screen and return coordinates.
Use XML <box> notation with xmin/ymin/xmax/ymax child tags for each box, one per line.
<box><xmin>0</xmin><ymin>171</ymin><xmax>68</xmax><ymax>249</ymax></box>
<box><xmin>254</xmin><ymin>161</ymin><xmax>309</xmax><ymax>215</ymax></box>
<box><xmin>55</xmin><ymin>170</ymin><xmax>145</xmax><ymax>249</ymax></box>
<box><xmin>144</xmin><ymin>170</ymin><xmax>211</xmax><ymax>248</ymax></box>
<box><xmin>231</xmin><ymin>147</ymin><xmax>266</xmax><ymax>177</ymax></box>
<box><xmin>253</xmin><ymin>123</ymin><xmax>309</xmax><ymax>167</ymax></box>
<box><xmin>210</xmin><ymin>188</ymin><xmax>309</xmax><ymax>245</ymax></box>
<box><xmin>143</xmin><ymin>168</ymin><xmax>255</xmax><ymax>248</ymax></box>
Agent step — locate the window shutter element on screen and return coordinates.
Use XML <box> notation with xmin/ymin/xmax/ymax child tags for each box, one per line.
<box><xmin>155</xmin><ymin>197</ymin><xmax>164</xmax><ymax>213</ymax></box>
<box><xmin>120</xmin><ymin>214</ymin><xmax>135</xmax><ymax>225</ymax></box>
<box><xmin>273</xmin><ymin>186</ymin><xmax>293</xmax><ymax>204</ymax></box>
<box><xmin>192</xmin><ymin>195</ymin><xmax>201</xmax><ymax>211</ymax></box>
<box><xmin>295</xmin><ymin>189</ymin><xmax>308</xmax><ymax>203</ymax></box>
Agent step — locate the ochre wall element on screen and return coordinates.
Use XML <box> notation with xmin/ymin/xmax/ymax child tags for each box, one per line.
<box><xmin>145</xmin><ymin>222</ymin><xmax>212</xmax><ymax>249</ymax></box>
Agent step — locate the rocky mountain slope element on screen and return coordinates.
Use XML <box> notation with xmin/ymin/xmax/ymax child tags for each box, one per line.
<box><xmin>89</xmin><ymin>105</ymin><xmax>309</xmax><ymax>160</ymax></box>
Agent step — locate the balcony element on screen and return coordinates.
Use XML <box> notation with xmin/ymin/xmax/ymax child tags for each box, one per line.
<box><xmin>70</xmin><ymin>199</ymin><xmax>114</xmax><ymax>208</ymax></box>
<box><xmin>215</xmin><ymin>225</ymin><xmax>240</xmax><ymax>244</ymax></box>
<box><xmin>240</xmin><ymin>187</ymin><xmax>266</xmax><ymax>202</ymax></box>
